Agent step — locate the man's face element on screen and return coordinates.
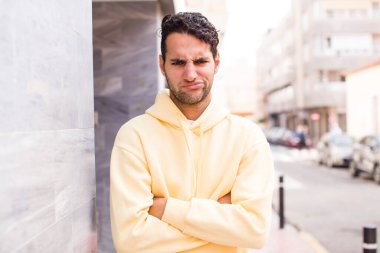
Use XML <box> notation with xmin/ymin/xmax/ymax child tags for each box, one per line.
<box><xmin>159</xmin><ymin>33</ymin><xmax>220</xmax><ymax>105</ymax></box>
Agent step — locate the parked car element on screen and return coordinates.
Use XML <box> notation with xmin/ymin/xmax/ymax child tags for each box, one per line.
<box><xmin>264</xmin><ymin>127</ymin><xmax>312</xmax><ymax>148</ymax></box>
<box><xmin>317</xmin><ymin>132</ymin><xmax>354</xmax><ymax>167</ymax></box>
<box><xmin>282</xmin><ymin>130</ymin><xmax>312</xmax><ymax>149</ymax></box>
<box><xmin>350</xmin><ymin>135</ymin><xmax>380</xmax><ymax>184</ymax></box>
<box><xmin>265</xmin><ymin>127</ymin><xmax>288</xmax><ymax>145</ymax></box>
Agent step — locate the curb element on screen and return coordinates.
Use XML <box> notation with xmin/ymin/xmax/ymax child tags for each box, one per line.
<box><xmin>272</xmin><ymin>207</ymin><xmax>329</xmax><ymax>253</ymax></box>
<box><xmin>299</xmin><ymin>231</ymin><xmax>329</xmax><ymax>253</ymax></box>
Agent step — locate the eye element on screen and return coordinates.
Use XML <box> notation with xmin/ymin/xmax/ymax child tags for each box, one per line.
<box><xmin>194</xmin><ymin>58</ymin><xmax>209</xmax><ymax>65</ymax></box>
<box><xmin>170</xmin><ymin>59</ymin><xmax>186</xmax><ymax>66</ymax></box>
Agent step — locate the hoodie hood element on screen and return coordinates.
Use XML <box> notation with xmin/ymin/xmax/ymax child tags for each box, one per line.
<box><xmin>146</xmin><ymin>89</ymin><xmax>229</xmax><ymax>133</ymax></box>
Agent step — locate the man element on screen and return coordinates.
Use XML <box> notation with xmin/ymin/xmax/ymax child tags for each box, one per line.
<box><xmin>110</xmin><ymin>12</ymin><xmax>274</xmax><ymax>253</ymax></box>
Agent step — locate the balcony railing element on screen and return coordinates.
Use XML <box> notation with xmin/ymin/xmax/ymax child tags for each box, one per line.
<box><xmin>266</xmin><ymin>86</ymin><xmax>295</xmax><ymax>113</ymax></box>
<box><xmin>304</xmin><ymin>54</ymin><xmax>380</xmax><ymax>72</ymax></box>
<box><xmin>265</xmin><ymin>81</ymin><xmax>346</xmax><ymax>113</ymax></box>
<box><xmin>303</xmin><ymin>81</ymin><xmax>346</xmax><ymax>108</ymax></box>
<box><xmin>261</xmin><ymin>70</ymin><xmax>295</xmax><ymax>94</ymax></box>
<box><xmin>307</xmin><ymin>18</ymin><xmax>380</xmax><ymax>35</ymax></box>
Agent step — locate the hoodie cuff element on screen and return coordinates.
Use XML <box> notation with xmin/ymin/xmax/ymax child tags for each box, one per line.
<box><xmin>162</xmin><ymin>197</ymin><xmax>191</xmax><ymax>231</ymax></box>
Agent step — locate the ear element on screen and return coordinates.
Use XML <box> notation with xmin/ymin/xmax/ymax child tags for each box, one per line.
<box><xmin>159</xmin><ymin>55</ymin><xmax>165</xmax><ymax>75</ymax></box>
<box><xmin>214</xmin><ymin>53</ymin><xmax>220</xmax><ymax>73</ymax></box>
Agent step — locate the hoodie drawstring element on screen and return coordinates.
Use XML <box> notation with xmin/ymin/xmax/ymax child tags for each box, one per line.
<box><xmin>179</xmin><ymin>117</ymin><xmax>205</xmax><ymax>198</ymax></box>
<box><xmin>196</xmin><ymin>124</ymin><xmax>204</xmax><ymax>196</ymax></box>
<box><xmin>179</xmin><ymin>118</ymin><xmax>197</xmax><ymax>197</ymax></box>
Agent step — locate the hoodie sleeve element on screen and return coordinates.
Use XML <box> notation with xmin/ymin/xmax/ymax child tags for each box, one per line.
<box><xmin>110</xmin><ymin>127</ymin><xmax>208</xmax><ymax>253</ymax></box>
<box><xmin>161</xmin><ymin>139</ymin><xmax>274</xmax><ymax>249</ymax></box>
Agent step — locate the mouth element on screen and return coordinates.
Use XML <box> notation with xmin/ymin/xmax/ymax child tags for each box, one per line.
<box><xmin>182</xmin><ymin>82</ymin><xmax>203</xmax><ymax>90</ymax></box>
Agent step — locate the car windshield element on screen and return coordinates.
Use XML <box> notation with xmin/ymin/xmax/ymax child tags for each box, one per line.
<box><xmin>331</xmin><ymin>135</ymin><xmax>353</xmax><ymax>146</ymax></box>
<box><xmin>368</xmin><ymin>136</ymin><xmax>380</xmax><ymax>148</ymax></box>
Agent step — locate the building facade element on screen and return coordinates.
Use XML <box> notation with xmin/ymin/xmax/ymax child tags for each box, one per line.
<box><xmin>0</xmin><ymin>1</ymin><xmax>96</xmax><ymax>252</ymax></box>
<box><xmin>256</xmin><ymin>0</ymin><xmax>380</xmax><ymax>143</ymax></box>
<box><xmin>344</xmin><ymin>61</ymin><xmax>380</xmax><ymax>139</ymax></box>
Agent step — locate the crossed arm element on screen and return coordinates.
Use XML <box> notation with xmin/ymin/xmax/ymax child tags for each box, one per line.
<box><xmin>111</xmin><ymin>132</ymin><xmax>274</xmax><ymax>252</ymax></box>
<box><xmin>149</xmin><ymin>193</ymin><xmax>232</xmax><ymax>219</ymax></box>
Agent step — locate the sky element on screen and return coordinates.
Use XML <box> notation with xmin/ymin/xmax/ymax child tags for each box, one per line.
<box><xmin>220</xmin><ymin>0</ymin><xmax>292</xmax><ymax>67</ymax></box>
<box><xmin>214</xmin><ymin>0</ymin><xmax>292</xmax><ymax>112</ymax></box>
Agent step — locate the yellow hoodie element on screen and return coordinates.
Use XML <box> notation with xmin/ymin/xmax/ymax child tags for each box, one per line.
<box><xmin>110</xmin><ymin>90</ymin><xmax>274</xmax><ymax>253</ymax></box>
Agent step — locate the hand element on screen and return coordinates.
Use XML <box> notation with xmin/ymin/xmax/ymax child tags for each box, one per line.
<box><xmin>218</xmin><ymin>192</ymin><xmax>231</xmax><ymax>204</ymax></box>
<box><xmin>148</xmin><ymin>197</ymin><xmax>167</xmax><ymax>219</ymax></box>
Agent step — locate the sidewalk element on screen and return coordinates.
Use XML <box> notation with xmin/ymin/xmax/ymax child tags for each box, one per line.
<box><xmin>249</xmin><ymin>210</ymin><xmax>328</xmax><ymax>253</ymax></box>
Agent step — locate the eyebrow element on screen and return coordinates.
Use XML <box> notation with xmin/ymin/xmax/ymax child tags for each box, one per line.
<box><xmin>170</xmin><ymin>58</ymin><xmax>186</xmax><ymax>63</ymax></box>
<box><xmin>169</xmin><ymin>57</ymin><xmax>210</xmax><ymax>63</ymax></box>
<box><xmin>193</xmin><ymin>57</ymin><xmax>210</xmax><ymax>62</ymax></box>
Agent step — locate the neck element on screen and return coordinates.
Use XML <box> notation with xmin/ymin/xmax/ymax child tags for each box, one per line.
<box><xmin>170</xmin><ymin>94</ymin><xmax>211</xmax><ymax>120</ymax></box>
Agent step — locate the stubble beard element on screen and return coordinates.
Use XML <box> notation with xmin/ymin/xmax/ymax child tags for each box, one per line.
<box><xmin>166</xmin><ymin>77</ymin><xmax>212</xmax><ymax>105</ymax></box>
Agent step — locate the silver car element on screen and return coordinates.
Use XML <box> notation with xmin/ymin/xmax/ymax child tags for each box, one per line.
<box><xmin>317</xmin><ymin>133</ymin><xmax>354</xmax><ymax>168</ymax></box>
<box><xmin>350</xmin><ymin>135</ymin><xmax>380</xmax><ymax>184</ymax></box>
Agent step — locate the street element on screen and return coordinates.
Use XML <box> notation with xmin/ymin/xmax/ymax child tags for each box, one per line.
<box><xmin>271</xmin><ymin>145</ymin><xmax>380</xmax><ymax>253</ymax></box>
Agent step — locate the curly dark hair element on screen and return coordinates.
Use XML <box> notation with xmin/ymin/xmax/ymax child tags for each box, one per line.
<box><xmin>160</xmin><ymin>12</ymin><xmax>219</xmax><ymax>62</ymax></box>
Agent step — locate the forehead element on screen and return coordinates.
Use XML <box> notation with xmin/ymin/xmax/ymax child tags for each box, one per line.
<box><xmin>165</xmin><ymin>33</ymin><xmax>212</xmax><ymax>58</ymax></box>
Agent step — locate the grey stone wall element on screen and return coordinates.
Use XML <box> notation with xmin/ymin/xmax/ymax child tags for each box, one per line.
<box><xmin>92</xmin><ymin>2</ymin><xmax>161</xmax><ymax>252</ymax></box>
<box><xmin>0</xmin><ymin>1</ymin><xmax>96</xmax><ymax>252</ymax></box>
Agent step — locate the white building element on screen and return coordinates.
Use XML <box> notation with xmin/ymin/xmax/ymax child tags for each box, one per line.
<box><xmin>344</xmin><ymin>60</ymin><xmax>380</xmax><ymax>139</ymax></box>
<box><xmin>256</xmin><ymin>0</ymin><xmax>380</xmax><ymax>142</ymax></box>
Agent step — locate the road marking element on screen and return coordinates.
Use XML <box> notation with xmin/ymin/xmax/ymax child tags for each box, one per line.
<box><xmin>274</xmin><ymin>173</ymin><xmax>304</xmax><ymax>189</ymax></box>
<box><xmin>271</xmin><ymin>146</ymin><xmax>318</xmax><ymax>162</ymax></box>
<box><xmin>273</xmin><ymin>152</ymin><xmax>294</xmax><ymax>162</ymax></box>
<box><xmin>299</xmin><ymin>231</ymin><xmax>330</xmax><ymax>253</ymax></box>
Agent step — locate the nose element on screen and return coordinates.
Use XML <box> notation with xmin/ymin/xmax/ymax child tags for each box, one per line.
<box><xmin>183</xmin><ymin>63</ymin><xmax>197</xmax><ymax>81</ymax></box>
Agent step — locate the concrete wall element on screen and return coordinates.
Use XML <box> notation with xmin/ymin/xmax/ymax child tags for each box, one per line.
<box><xmin>92</xmin><ymin>2</ymin><xmax>162</xmax><ymax>252</ymax></box>
<box><xmin>0</xmin><ymin>1</ymin><xmax>96</xmax><ymax>252</ymax></box>
<box><xmin>346</xmin><ymin>63</ymin><xmax>380</xmax><ymax>139</ymax></box>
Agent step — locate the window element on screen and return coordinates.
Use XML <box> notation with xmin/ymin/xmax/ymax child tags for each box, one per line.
<box><xmin>319</xmin><ymin>70</ymin><xmax>324</xmax><ymax>82</ymax></box>
<box><xmin>327</xmin><ymin>37</ymin><xmax>331</xmax><ymax>48</ymax></box>
<box><xmin>327</xmin><ymin>10</ymin><xmax>334</xmax><ymax>18</ymax></box>
<box><xmin>373</xmin><ymin>2</ymin><xmax>379</xmax><ymax>16</ymax></box>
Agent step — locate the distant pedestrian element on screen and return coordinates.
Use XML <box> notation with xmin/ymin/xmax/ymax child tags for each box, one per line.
<box><xmin>296</xmin><ymin>124</ymin><xmax>307</xmax><ymax>149</ymax></box>
<box><xmin>298</xmin><ymin>131</ymin><xmax>306</xmax><ymax>149</ymax></box>
<box><xmin>110</xmin><ymin>12</ymin><xmax>274</xmax><ymax>253</ymax></box>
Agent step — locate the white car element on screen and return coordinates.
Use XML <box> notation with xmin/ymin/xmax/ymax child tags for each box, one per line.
<box><xmin>350</xmin><ymin>135</ymin><xmax>380</xmax><ymax>184</ymax></box>
<box><xmin>317</xmin><ymin>133</ymin><xmax>354</xmax><ymax>168</ymax></box>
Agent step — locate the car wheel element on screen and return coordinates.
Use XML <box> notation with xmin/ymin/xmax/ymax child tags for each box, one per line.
<box><xmin>374</xmin><ymin>166</ymin><xmax>380</xmax><ymax>185</ymax></box>
<box><xmin>318</xmin><ymin>156</ymin><xmax>323</xmax><ymax>165</ymax></box>
<box><xmin>350</xmin><ymin>161</ymin><xmax>360</xmax><ymax>178</ymax></box>
<box><xmin>326</xmin><ymin>157</ymin><xmax>334</xmax><ymax>168</ymax></box>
